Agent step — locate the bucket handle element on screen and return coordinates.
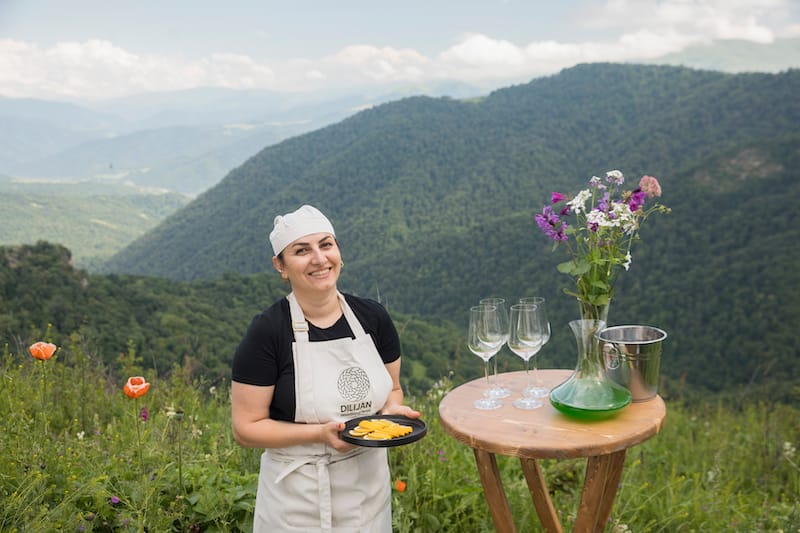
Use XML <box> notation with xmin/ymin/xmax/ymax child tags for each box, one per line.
<box><xmin>602</xmin><ymin>342</ymin><xmax>622</xmax><ymax>370</ymax></box>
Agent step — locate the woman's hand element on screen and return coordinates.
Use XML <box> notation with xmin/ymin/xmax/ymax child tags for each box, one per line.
<box><xmin>322</xmin><ymin>421</ymin><xmax>356</xmax><ymax>452</ymax></box>
<box><xmin>380</xmin><ymin>404</ymin><xmax>421</xmax><ymax>419</ymax></box>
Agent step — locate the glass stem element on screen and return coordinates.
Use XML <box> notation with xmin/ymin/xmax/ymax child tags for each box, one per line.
<box><xmin>524</xmin><ymin>358</ymin><xmax>531</xmax><ymax>390</ymax></box>
<box><xmin>484</xmin><ymin>359</ymin><xmax>492</xmax><ymax>387</ymax></box>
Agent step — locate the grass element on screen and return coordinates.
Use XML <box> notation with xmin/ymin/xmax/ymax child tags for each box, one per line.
<box><xmin>1</xmin><ymin>337</ymin><xmax>798</xmax><ymax>532</ymax></box>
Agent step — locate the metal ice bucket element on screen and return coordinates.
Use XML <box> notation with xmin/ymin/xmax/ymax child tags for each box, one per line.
<box><xmin>598</xmin><ymin>325</ymin><xmax>667</xmax><ymax>402</ymax></box>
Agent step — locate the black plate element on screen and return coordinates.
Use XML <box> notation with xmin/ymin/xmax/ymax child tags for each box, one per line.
<box><xmin>340</xmin><ymin>415</ymin><xmax>427</xmax><ymax>447</ymax></box>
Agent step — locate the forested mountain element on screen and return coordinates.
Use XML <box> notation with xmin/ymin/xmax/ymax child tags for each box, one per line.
<box><xmin>10</xmin><ymin>63</ymin><xmax>800</xmax><ymax>400</ymax></box>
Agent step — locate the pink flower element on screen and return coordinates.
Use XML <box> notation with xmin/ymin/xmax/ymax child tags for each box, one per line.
<box><xmin>639</xmin><ymin>175</ymin><xmax>662</xmax><ymax>198</ymax></box>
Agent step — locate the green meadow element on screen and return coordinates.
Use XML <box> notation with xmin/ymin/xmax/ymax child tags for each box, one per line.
<box><xmin>1</xmin><ymin>335</ymin><xmax>797</xmax><ymax>532</ymax></box>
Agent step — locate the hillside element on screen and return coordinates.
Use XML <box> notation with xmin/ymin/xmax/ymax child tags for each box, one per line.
<box><xmin>98</xmin><ymin>63</ymin><xmax>800</xmax><ymax>398</ymax></box>
<box><xmin>0</xmin><ymin>242</ymin><xmax>460</xmax><ymax>393</ymax></box>
<box><xmin>0</xmin><ymin>177</ymin><xmax>189</xmax><ymax>269</ymax></box>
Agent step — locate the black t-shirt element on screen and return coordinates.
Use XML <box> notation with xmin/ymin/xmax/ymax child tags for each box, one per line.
<box><xmin>232</xmin><ymin>293</ymin><xmax>401</xmax><ymax>422</ymax></box>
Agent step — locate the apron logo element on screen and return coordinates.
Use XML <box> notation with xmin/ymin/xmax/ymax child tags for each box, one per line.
<box><xmin>337</xmin><ymin>367</ymin><xmax>373</xmax><ymax>414</ymax></box>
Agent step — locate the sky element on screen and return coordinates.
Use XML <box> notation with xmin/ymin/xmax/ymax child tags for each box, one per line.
<box><xmin>1</xmin><ymin>0</ymin><xmax>798</xmax><ymax>102</ymax></box>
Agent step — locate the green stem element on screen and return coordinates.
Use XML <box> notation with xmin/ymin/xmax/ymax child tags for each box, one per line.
<box><xmin>177</xmin><ymin>414</ymin><xmax>184</xmax><ymax>495</ymax></box>
<box><xmin>41</xmin><ymin>360</ymin><xmax>49</xmax><ymax>438</ymax></box>
<box><xmin>134</xmin><ymin>398</ymin><xmax>144</xmax><ymax>478</ymax></box>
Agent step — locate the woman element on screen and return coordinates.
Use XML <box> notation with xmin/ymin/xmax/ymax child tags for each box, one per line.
<box><xmin>231</xmin><ymin>204</ymin><xmax>420</xmax><ymax>533</ymax></box>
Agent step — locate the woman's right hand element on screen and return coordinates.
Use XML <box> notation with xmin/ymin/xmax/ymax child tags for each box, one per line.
<box><xmin>322</xmin><ymin>421</ymin><xmax>355</xmax><ymax>452</ymax></box>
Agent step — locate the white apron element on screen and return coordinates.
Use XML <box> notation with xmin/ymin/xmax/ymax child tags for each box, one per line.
<box><xmin>253</xmin><ymin>292</ymin><xmax>394</xmax><ymax>533</ymax></box>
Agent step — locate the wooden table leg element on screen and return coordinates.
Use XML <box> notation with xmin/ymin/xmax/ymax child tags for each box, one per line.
<box><xmin>520</xmin><ymin>457</ymin><xmax>563</xmax><ymax>533</ymax></box>
<box><xmin>473</xmin><ymin>448</ymin><xmax>517</xmax><ymax>533</ymax></box>
<box><xmin>573</xmin><ymin>449</ymin><xmax>627</xmax><ymax>533</ymax></box>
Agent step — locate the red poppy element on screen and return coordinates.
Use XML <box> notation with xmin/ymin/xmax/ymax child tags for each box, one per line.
<box><xmin>29</xmin><ymin>341</ymin><xmax>57</xmax><ymax>361</ymax></box>
<box><xmin>393</xmin><ymin>479</ymin><xmax>407</xmax><ymax>493</ymax></box>
<box><xmin>124</xmin><ymin>376</ymin><xmax>150</xmax><ymax>399</ymax></box>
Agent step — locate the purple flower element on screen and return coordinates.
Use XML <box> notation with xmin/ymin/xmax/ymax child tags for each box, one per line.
<box><xmin>536</xmin><ymin>206</ymin><xmax>568</xmax><ymax>241</ymax></box>
<box><xmin>551</xmin><ymin>191</ymin><xmax>568</xmax><ymax>204</ymax></box>
<box><xmin>596</xmin><ymin>192</ymin><xmax>610</xmax><ymax>213</ymax></box>
<box><xmin>110</xmin><ymin>496</ymin><xmax>120</xmax><ymax>505</ymax></box>
<box><xmin>628</xmin><ymin>189</ymin><xmax>647</xmax><ymax>212</ymax></box>
<box><xmin>140</xmin><ymin>406</ymin><xmax>149</xmax><ymax>422</ymax></box>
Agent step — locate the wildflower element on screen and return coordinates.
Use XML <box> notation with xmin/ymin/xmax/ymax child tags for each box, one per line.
<box><xmin>438</xmin><ymin>449</ymin><xmax>448</xmax><ymax>462</ymax></box>
<box><xmin>29</xmin><ymin>341</ymin><xmax>57</xmax><ymax>361</ymax></box>
<box><xmin>140</xmin><ymin>406</ymin><xmax>149</xmax><ymax>422</ymax></box>
<box><xmin>535</xmin><ymin>206</ymin><xmax>568</xmax><ymax>241</ymax></box>
<box><xmin>628</xmin><ymin>189</ymin><xmax>647</xmax><ymax>213</ymax></box>
<box><xmin>623</xmin><ymin>253</ymin><xmax>632</xmax><ymax>271</ymax></box>
<box><xmin>209</xmin><ymin>386</ymin><xmax>217</xmax><ymax>396</ymax></box>
<box><xmin>639</xmin><ymin>175</ymin><xmax>662</xmax><ymax>198</ymax></box>
<box><xmin>393</xmin><ymin>479</ymin><xmax>407</xmax><ymax>492</ymax></box>
<box><xmin>567</xmin><ymin>189</ymin><xmax>592</xmax><ymax>214</ymax></box>
<box><xmin>77</xmin><ymin>431</ymin><xmax>85</xmax><ymax>441</ymax></box>
<box><xmin>551</xmin><ymin>191</ymin><xmax>568</xmax><ymax>204</ymax></box>
<box><xmin>110</xmin><ymin>496</ymin><xmax>120</xmax><ymax>505</ymax></box>
<box><xmin>589</xmin><ymin>175</ymin><xmax>606</xmax><ymax>189</ymax></box>
<box><xmin>606</xmin><ymin>169</ymin><xmax>624</xmax><ymax>185</ymax></box>
<box><xmin>123</xmin><ymin>377</ymin><xmax>150</xmax><ymax>399</ymax></box>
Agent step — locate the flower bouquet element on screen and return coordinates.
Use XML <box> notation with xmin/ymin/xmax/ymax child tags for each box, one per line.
<box><xmin>536</xmin><ymin>170</ymin><xmax>670</xmax><ymax>320</ymax></box>
<box><xmin>535</xmin><ymin>170</ymin><xmax>670</xmax><ymax>418</ymax></box>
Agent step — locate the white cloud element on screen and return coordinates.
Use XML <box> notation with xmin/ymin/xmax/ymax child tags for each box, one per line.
<box><xmin>583</xmin><ymin>0</ymin><xmax>785</xmax><ymax>43</ymax></box>
<box><xmin>0</xmin><ymin>0</ymin><xmax>795</xmax><ymax>101</ymax></box>
<box><xmin>0</xmin><ymin>39</ymin><xmax>275</xmax><ymax>100</ymax></box>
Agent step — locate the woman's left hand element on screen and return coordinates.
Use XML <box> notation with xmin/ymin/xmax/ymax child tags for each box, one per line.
<box><xmin>380</xmin><ymin>404</ymin><xmax>421</xmax><ymax>419</ymax></box>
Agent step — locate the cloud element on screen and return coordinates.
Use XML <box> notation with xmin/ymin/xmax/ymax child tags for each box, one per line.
<box><xmin>0</xmin><ymin>39</ymin><xmax>275</xmax><ymax>100</ymax></box>
<box><xmin>581</xmin><ymin>0</ymin><xmax>787</xmax><ymax>43</ymax></box>
<box><xmin>0</xmin><ymin>1</ymin><xmax>794</xmax><ymax>101</ymax></box>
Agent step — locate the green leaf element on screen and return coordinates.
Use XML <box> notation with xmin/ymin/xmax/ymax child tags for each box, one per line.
<box><xmin>557</xmin><ymin>261</ymin><xmax>575</xmax><ymax>274</ymax></box>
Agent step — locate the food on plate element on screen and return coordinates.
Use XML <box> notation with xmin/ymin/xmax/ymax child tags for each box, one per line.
<box><xmin>348</xmin><ymin>418</ymin><xmax>413</xmax><ymax>440</ymax></box>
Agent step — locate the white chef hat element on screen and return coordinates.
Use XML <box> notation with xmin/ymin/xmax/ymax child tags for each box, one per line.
<box><xmin>269</xmin><ymin>205</ymin><xmax>336</xmax><ymax>256</ymax></box>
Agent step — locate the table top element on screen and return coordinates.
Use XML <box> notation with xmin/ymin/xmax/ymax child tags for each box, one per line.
<box><xmin>438</xmin><ymin>369</ymin><xmax>666</xmax><ymax>459</ymax></box>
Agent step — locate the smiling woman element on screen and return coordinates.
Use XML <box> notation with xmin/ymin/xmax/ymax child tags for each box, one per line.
<box><xmin>230</xmin><ymin>204</ymin><xmax>420</xmax><ymax>533</ymax></box>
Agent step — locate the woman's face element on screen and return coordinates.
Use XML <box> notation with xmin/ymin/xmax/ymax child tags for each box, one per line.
<box><xmin>273</xmin><ymin>233</ymin><xmax>341</xmax><ymax>294</ymax></box>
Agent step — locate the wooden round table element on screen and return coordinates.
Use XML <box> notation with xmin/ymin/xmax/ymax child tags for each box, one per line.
<box><xmin>438</xmin><ymin>369</ymin><xmax>666</xmax><ymax>533</ymax></box>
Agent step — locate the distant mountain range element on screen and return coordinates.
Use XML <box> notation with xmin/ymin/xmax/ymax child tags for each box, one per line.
<box><xmin>0</xmin><ymin>82</ymin><xmax>484</xmax><ymax>195</ymax></box>
<box><xmin>1</xmin><ymin>39</ymin><xmax>796</xmax><ymax>197</ymax></box>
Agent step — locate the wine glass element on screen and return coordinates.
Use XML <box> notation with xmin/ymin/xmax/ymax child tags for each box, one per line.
<box><xmin>467</xmin><ymin>305</ymin><xmax>505</xmax><ymax>410</ymax></box>
<box><xmin>479</xmin><ymin>297</ymin><xmax>511</xmax><ymax>399</ymax></box>
<box><xmin>508</xmin><ymin>303</ymin><xmax>546</xmax><ymax>409</ymax></box>
<box><xmin>519</xmin><ymin>297</ymin><xmax>551</xmax><ymax>398</ymax></box>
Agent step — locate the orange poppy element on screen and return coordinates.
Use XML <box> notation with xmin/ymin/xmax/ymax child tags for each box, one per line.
<box><xmin>124</xmin><ymin>376</ymin><xmax>151</xmax><ymax>399</ymax></box>
<box><xmin>393</xmin><ymin>479</ymin><xmax>407</xmax><ymax>493</ymax></box>
<box><xmin>29</xmin><ymin>341</ymin><xmax>57</xmax><ymax>361</ymax></box>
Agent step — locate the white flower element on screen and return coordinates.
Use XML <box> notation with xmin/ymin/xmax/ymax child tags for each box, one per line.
<box><xmin>606</xmin><ymin>169</ymin><xmax>624</xmax><ymax>184</ymax></box>
<box><xmin>623</xmin><ymin>252</ymin><xmax>632</xmax><ymax>271</ymax></box>
<box><xmin>586</xmin><ymin>209</ymin><xmax>611</xmax><ymax>228</ymax></box>
<box><xmin>77</xmin><ymin>431</ymin><xmax>85</xmax><ymax>441</ymax></box>
<box><xmin>568</xmin><ymin>189</ymin><xmax>592</xmax><ymax>214</ymax></box>
<box><xmin>589</xmin><ymin>175</ymin><xmax>606</xmax><ymax>189</ymax></box>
